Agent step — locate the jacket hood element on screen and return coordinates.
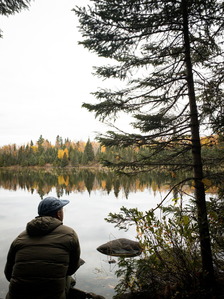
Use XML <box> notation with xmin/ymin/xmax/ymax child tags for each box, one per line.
<box><xmin>26</xmin><ymin>216</ymin><xmax>62</xmax><ymax>237</ymax></box>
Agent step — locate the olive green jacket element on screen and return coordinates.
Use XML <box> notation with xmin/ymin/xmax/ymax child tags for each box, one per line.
<box><xmin>4</xmin><ymin>216</ymin><xmax>80</xmax><ymax>299</ymax></box>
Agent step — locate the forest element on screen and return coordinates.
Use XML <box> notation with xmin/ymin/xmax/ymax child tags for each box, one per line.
<box><xmin>0</xmin><ymin>134</ymin><xmax>223</xmax><ymax>170</ymax></box>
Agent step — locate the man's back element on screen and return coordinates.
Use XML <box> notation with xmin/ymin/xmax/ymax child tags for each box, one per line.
<box><xmin>5</xmin><ymin>216</ymin><xmax>80</xmax><ymax>299</ymax></box>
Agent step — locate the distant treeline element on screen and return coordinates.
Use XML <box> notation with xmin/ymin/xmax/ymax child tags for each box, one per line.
<box><xmin>0</xmin><ymin>134</ymin><xmax>223</xmax><ymax>168</ymax></box>
<box><xmin>0</xmin><ymin>135</ymin><xmax>99</xmax><ymax>167</ymax></box>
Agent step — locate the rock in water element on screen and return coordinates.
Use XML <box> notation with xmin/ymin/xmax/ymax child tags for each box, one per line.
<box><xmin>97</xmin><ymin>238</ymin><xmax>142</xmax><ymax>257</ymax></box>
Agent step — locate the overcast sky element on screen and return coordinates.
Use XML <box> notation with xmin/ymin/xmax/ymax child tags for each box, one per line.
<box><xmin>0</xmin><ymin>0</ymin><xmax>118</xmax><ymax>147</ymax></box>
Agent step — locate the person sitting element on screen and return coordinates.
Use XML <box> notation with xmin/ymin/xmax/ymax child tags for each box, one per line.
<box><xmin>4</xmin><ymin>196</ymin><xmax>81</xmax><ymax>299</ymax></box>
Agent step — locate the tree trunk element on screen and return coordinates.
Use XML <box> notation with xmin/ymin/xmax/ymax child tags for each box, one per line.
<box><xmin>181</xmin><ymin>0</ymin><xmax>214</xmax><ymax>285</ymax></box>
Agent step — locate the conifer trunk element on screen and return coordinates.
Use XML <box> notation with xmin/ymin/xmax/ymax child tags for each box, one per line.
<box><xmin>182</xmin><ymin>0</ymin><xmax>214</xmax><ymax>284</ymax></box>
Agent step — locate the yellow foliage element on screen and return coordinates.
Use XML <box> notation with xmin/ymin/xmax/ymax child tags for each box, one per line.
<box><xmin>101</xmin><ymin>180</ymin><xmax>107</xmax><ymax>189</ymax></box>
<box><xmin>31</xmin><ymin>146</ymin><xmax>38</xmax><ymax>152</ymax></box>
<box><xmin>58</xmin><ymin>175</ymin><xmax>69</xmax><ymax>186</ymax></box>
<box><xmin>201</xmin><ymin>135</ymin><xmax>218</xmax><ymax>146</ymax></box>
<box><xmin>58</xmin><ymin>149</ymin><xmax>63</xmax><ymax>159</ymax></box>
<box><xmin>101</xmin><ymin>146</ymin><xmax>106</xmax><ymax>153</ymax></box>
<box><xmin>57</xmin><ymin>148</ymin><xmax>69</xmax><ymax>159</ymax></box>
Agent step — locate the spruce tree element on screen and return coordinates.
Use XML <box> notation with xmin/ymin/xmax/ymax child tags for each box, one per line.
<box><xmin>83</xmin><ymin>139</ymin><xmax>95</xmax><ymax>164</ymax></box>
<box><xmin>74</xmin><ymin>0</ymin><xmax>224</xmax><ymax>286</ymax></box>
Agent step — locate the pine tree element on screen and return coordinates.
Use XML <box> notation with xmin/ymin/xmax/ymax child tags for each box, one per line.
<box><xmin>74</xmin><ymin>0</ymin><xmax>224</xmax><ymax>286</ymax></box>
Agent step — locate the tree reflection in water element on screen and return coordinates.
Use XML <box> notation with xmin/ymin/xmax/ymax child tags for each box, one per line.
<box><xmin>0</xmin><ymin>168</ymin><xmax>202</xmax><ymax>198</ymax></box>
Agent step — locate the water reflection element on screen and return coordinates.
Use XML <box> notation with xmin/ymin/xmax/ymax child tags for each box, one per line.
<box><xmin>0</xmin><ymin>170</ymin><xmax>164</xmax><ymax>299</ymax></box>
<box><xmin>0</xmin><ymin>168</ymin><xmax>193</xmax><ymax>198</ymax></box>
<box><xmin>0</xmin><ymin>168</ymin><xmax>218</xmax><ymax>298</ymax></box>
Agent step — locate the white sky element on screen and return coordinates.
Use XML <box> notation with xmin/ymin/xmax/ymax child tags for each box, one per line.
<box><xmin>0</xmin><ymin>0</ymin><xmax>117</xmax><ymax>147</ymax></box>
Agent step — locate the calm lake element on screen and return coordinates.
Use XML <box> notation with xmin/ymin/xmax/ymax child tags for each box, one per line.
<box><xmin>0</xmin><ymin>168</ymin><xmax>211</xmax><ymax>298</ymax></box>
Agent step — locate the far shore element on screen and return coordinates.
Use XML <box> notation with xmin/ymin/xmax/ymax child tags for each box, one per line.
<box><xmin>0</xmin><ymin>164</ymin><xmax>108</xmax><ymax>171</ymax></box>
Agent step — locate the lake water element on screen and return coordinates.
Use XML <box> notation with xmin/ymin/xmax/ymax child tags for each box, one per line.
<box><xmin>0</xmin><ymin>170</ymin><xmax>172</xmax><ymax>299</ymax></box>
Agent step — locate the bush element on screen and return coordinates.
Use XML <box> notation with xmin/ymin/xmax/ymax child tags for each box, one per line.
<box><xmin>106</xmin><ymin>195</ymin><xmax>224</xmax><ymax>298</ymax></box>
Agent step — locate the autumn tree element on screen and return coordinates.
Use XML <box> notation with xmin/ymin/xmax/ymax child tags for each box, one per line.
<box><xmin>74</xmin><ymin>0</ymin><xmax>224</xmax><ymax>287</ymax></box>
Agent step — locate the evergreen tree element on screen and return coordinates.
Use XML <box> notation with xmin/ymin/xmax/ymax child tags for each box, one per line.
<box><xmin>74</xmin><ymin>0</ymin><xmax>224</xmax><ymax>286</ymax></box>
<box><xmin>55</xmin><ymin>135</ymin><xmax>63</xmax><ymax>148</ymax></box>
<box><xmin>83</xmin><ymin>139</ymin><xmax>95</xmax><ymax>164</ymax></box>
<box><xmin>0</xmin><ymin>0</ymin><xmax>30</xmax><ymax>16</ymax></box>
<box><xmin>37</xmin><ymin>135</ymin><xmax>44</xmax><ymax>155</ymax></box>
<box><xmin>70</xmin><ymin>149</ymin><xmax>80</xmax><ymax>166</ymax></box>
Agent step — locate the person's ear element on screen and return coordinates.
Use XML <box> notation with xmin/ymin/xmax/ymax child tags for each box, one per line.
<box><xmin>56</xmin><ymin>209</ymin><xmax>63</xmax><ymax>221</ymax></box>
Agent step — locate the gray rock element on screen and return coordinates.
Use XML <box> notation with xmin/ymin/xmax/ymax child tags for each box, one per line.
<box><xmin>97</xmin><ymin>238</ymin><xmax>142</xmax><ymax>257</ymax></box>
